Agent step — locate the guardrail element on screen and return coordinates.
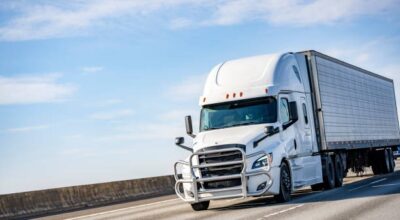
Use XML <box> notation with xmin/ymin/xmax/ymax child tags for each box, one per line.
<box><xmin>0</xmin><ymin>175</ymin><xmax>175</xmax><ymax>219</ymax></box>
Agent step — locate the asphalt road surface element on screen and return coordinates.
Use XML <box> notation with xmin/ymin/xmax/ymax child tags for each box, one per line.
<box><xmin>40</xmin><ymin>160</ymin><xmax>400</xmax><ymax>220</ymax></box>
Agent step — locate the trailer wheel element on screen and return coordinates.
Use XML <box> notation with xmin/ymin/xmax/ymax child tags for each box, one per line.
<box><xmin>343</xmin><ymin>168</ymin><xmax>348</xmax><ymax>178</ymax></box>
<box><xmin>191</xmin><ymin>201</ymin><xmax>209</xmax><ymax>211</ymax></box>
<box><xmin>322</xmin><ymin>155</ymin><xmax>335</xmax><ymax>190</ymax></box>
<box><xmin>274</xmin><ymin>162</ymin><xmax>291</xmax><ymax>203</ymax></box>
<box><xmin>334</xmin><ymin>154</ymin><xmax>344</xmax><ymax>187</ymax></box>
<box><xmin>371</xmin><ymin>150</ymin><xmax>382</xmax><ymax>175</ymax></box>
<box><xmin>387</xmin><ymin>148</ymin><xmax>395</xmax><ymax>173</ymax></box>
<box><xmin>381</xmin><ymin>149</ymin><xmax>392</xmax><ymax>174</ymax></box>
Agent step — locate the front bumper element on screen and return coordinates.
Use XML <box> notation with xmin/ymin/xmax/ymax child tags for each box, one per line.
<box><xmin>173</xmin><ymin>148</ymin><xmax>273</xmax><ymax>203</ymax></box>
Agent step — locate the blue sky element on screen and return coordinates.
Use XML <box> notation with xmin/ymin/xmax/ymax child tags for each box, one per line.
<box><xmin>0</xmin><ymin>0</ymin><xmax>399</xmax><ymax>194</ymax></box>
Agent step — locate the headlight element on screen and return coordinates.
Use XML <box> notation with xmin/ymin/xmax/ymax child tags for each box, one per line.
<box><xmin>252</xmin><ymin>153</ymin><xmax>272</xmax><ymax>169</ymax></box>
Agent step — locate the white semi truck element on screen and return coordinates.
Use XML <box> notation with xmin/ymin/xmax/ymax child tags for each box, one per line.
<box><xmin>173</xmin><ymin>50</ymin><xmax>400</xmax><ymax>211</ymax></box>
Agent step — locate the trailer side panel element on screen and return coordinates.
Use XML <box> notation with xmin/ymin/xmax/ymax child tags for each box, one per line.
<box><xmin>303</xmin><ymin>51</ymin><xmax>400</xmax><ymax>150</ymax></box>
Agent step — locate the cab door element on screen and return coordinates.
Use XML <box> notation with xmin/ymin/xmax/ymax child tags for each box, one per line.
<box><xmin>295</xmin><ymin>96</ymin><xmax>319</xmax><ymax>184</ymax></box>
<box><xmin>299</xmin><ymin>96</ymin><xmax>312</xmax><ymax>155</ymax></box>
<box><xmin>278</xmin><ymin>94</ymin><xmax>297</xmax><ymax>158</ymax></box>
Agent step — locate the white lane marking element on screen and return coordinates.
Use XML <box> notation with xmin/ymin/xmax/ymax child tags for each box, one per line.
<box><xmin>65</xmin><ymin>198</ymin><xmax>180</xmax><ymax>220</ymax></box>
<box><xmin>258</xmin><ymin>204</ymin><xmax>304</xmax><ymax>219</ymax></box>
<box><xmin>348</xmin><ymin>178</ymin><xmax>387</xmax><ymax>192</ymax></box>
<box><xmin>370</xmin><ymin>178</ymin><xmax>387</xmax><ymax>185</ymax></box>
<box><xmin>372</xmin><ymin>183</ymin><xmax>400</xmax><ymax>188</ymax></box>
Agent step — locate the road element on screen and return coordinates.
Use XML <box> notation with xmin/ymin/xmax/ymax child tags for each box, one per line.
<box><xmin>39</xmin><ymin>161</ymin><xmax>400</xmax><ymax>220</ymax></box>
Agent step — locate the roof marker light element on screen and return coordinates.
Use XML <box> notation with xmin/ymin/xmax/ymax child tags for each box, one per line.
<box><xmin>265</xmin><ymin>88</ymin><xmax>269</xmax><ymax>94</ymax></box>
<box><xmin>233</xmin><ymin>93</ymin><xmax>236</xmax><ymax>98</ymax></box>
<box><xmin>226</xmin><ymin>94</ymin><xmax>229</xmax><ymax>99</ymax></box>
<box><xmin>203</xmin><ymin>97</ymin><xmax>206</xmax><ymax>102</ymax></box>
<box><xmin>240</xmin><ymin>92</ymin><xmax>243</xmax><ymax>97</ymax></box>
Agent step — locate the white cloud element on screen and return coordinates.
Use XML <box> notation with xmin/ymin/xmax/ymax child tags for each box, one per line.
<box><xmin>65</xmin><ymin>134</ymin><xmax>83</xmax><ymax>139</ymax></box>
<box><xmin>90</xmin><ymin>109</ymin><xmax>134</xmax><ymax>120</ymax></box>
<box><xmin>0</xmin><ymin>0</ymin><xmax>202</xmax><ymax>41</ymax></box>
<box><xmin>199</xmin><ymin>0</ymin><xmax>399</xmax><ymax>26</ymax></box>
<box><xmin>0</xmin><ymin>73</ymin><xmax>76</xmax><ymax>105</ymax></box>
<box><xmin>169</xmin><ymin>18</ymin><xmax>194</xmax><ymax>29</ymax></box>
<box><xmin>166</xmin><ymin>74</ymin><xmax>207</xmax><ymax>101</ymax></box>
<box><xmin>96</xmin><ymin>123</ymin><xmax>184</xmax><ymax>142</ymax></box>
<box><xmin>88</xmin><ymin>99</ymin><xmax>123</xmax><ymax>108</ymax></box>
<box><xmin>99</xmin><ymin>99</ymin><xmax>123</xmax><ymax>106</ymax></box>
<box><xmin>6</xmin><ymin>125</ymin><xmax>49</xmax><ymax>133</ymax></box>
<box><xmin>1</xmin><ymin>0</ymin><xmax>398</xmax><ymax>41</ymax></box>
<box><xmin>82</xmin><ymin>66</ymin><xmax>103</xmax><ymax>73</ymax></box>
<box><xmin>159</xmin><ymin>109</ymin><xmax>198</xmax><ymax>121</ymax></box>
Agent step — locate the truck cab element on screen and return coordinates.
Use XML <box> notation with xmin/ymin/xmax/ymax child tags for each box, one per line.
<box><xmin>174</xmin><ymin>53</ymin><xmax>323</xmax><ymax>210</ymax></box>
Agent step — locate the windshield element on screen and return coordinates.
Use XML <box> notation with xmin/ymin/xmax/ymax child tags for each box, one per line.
<box><xmin>200</xmin><ymin>97</ymin><xmax>277</xmax><ymax>131</ymax></box>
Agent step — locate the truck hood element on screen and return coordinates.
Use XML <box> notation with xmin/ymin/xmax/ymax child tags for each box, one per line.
<box><xmin>193</xmin><ymin>124</ymin><xmax>267</xmax><ymax>151</ymax></box>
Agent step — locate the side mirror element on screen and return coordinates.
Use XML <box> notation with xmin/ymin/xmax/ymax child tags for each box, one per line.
<box><xmin>175</xmin><ymin>137</ymin><xmax>184</xmax><ymax>145</ymax></box>
<box><xmin>265</xmin><ymin>126</ymin><xmax>274</xmax><ymax>135</ymax></box>
<box><xmin>185</xmin><ymin>115</ymin><xmax>195</xmax><ymax>138</ymax></box>
<box><xmin>255</xmin><ymin>125</ymin><xmax>279</xmax><ymax>147</ymax></box>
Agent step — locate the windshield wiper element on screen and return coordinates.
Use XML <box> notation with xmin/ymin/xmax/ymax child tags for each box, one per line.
<box><xmin>229</xmin><ymin>121</ymin><xmax>260</xmax><ymax>127</ymax></box>
<box><xmin>203</xmin><ymin>127</ymin><xmax>220</xmax><ymax>131</ymax></box>
<box><xmin>237</xmin><ymin>121</ymin><xmax>259</xmax><ymax>126</ymax></box>
<box><xmin>204</xmin><ymin>121</ymin><xmax>259</xmax><ymax>131</ymax></box>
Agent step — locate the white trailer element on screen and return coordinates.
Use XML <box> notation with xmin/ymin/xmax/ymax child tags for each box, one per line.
<box><xmin>173</xmin><ymin>50</ymin><xmax>400</xmax><ymax>211</ymax></box>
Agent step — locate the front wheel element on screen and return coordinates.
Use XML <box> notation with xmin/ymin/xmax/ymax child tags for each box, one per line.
<box><xmin>191</xmin><ymin>201</ymin><xmax>210</xmax><ymax>211</ymax></box>
<box><xmin>274</xmin><ymin>162</ymin><xmax>291</xmax><ymax>203</ymax></box>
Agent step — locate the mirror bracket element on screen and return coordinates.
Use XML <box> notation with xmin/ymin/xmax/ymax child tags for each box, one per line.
<box><xmin>175</xmin><ymin>137</ymin><xmax>193</xmax><ymax>152</ymax></box>
<box><xmin>253</xmin><ymin>126</ymin><xmax>280</xmax><ymax>148</ymax></box>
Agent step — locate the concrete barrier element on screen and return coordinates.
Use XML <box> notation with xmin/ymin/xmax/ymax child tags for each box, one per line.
<box><xmin>0</xmin><ymin>175</ymin><xmax>176</xmax><ymax>219</ymax></box>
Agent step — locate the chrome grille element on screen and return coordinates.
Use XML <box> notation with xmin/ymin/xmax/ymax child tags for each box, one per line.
<box><xmin>198</xmin><ymin>148</ymin><xmax>244</xmax><ymax>189</ymax></box>
<box><xmin>174</xmin><ymin>147</ymin><xmax>273</xmax><ymax>203</ymax></box>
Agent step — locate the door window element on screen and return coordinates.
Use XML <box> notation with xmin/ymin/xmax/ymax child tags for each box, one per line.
<box><xmin>280</xmin><ymin>98</ymin><xmax>290</xmax><ymax>124</ymax></box>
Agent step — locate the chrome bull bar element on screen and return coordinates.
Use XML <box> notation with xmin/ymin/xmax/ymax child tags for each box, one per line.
<box><xmin>174</xmin><ymin>148</ymin><xmax>273</xmax><ymax>203</ymax></box>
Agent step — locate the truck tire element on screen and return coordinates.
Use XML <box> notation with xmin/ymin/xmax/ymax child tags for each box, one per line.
<box><xmin>274</xmin><ymin>162</ymin><xmax>291</xmax><ymax>203</ymax></box>
<box><xmin>343</xmin><ymin>169</ymin><xmax>348</xmax><ymax>178</ymax></box>
<box><xmin>371</xmin><ymin>150</ymin><xmax>382</xmax><ymax>175</ymax></box>
<box><xmin>322</xmin><ymin>155</ymin><xmax>335</xmax><ymax>190</ymax></box>
<box><xmin>334</xmin><ymin>154</ymin><xmax>344</xmax><ymax>187</ymax></box>
<box><xmin>381</xmin><ymin>149</ymin><xmax>391</xmax><ymax>174</ymax></box>
<box><xmin>191</xmin><ymin>201</ymin><xmax>210</xmax><ymax>211</ymax></box>
<box><xmin>387</xmin><ymin>148</ymin><xmax>395</xmax><ymax>173</ymax></box>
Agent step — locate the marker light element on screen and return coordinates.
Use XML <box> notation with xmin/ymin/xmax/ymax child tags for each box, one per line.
<box><xmin>240</xmin><ymin>92</ymin><xmax>243</xmax><ymax>97</ymax></box>
<box><xmin>203</xmin><ymin>97</ymin><xmax>206</xmax><ymax>102</ymax></box>
<box><xmin>265</xmin><ymin>88</ymin><xmax>269</xmax><ymax>94</ymax></box>
<box><xmin>233</xmin><ymin>93</ymin><xmax>236</xmax><ymax>98</ymax></box>
<box><xmin>226</xmin><ymin>94</ymin><xmax>229</xmax><ymax>99</ymax></box>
